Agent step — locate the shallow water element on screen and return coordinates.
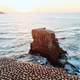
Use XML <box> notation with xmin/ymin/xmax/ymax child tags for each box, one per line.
<box><xmin>0</xmin><ymin>13</ymin><xmax>80</xmax><ymax>75</ymax></box>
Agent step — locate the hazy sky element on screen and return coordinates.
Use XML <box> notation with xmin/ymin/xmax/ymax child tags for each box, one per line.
<box><xmin>0</xmin><ymin>0</ymin><xmax>80</xmax><ymax>12</ymax></box>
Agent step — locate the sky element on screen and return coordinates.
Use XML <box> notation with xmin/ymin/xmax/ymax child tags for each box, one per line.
<box><xmin>0</xmin><ymin>0</ymin><xmax>80</xmax><ymax>13</ymax></box>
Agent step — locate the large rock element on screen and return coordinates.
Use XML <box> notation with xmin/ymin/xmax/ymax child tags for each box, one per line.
<box><xmin>29</xmin><ymin>28</ymin><xmax>67</xmax><ymax>66</ymax></box>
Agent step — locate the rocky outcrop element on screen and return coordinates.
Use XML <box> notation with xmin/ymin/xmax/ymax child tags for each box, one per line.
<box><xmin>0</xmin><ymin>12</ymin><xmax>5</xmax><ymax>14</ymax></box>
<box><xmin>29</xmin><ymin>28</ymin><xmax>67</xmax><ymax>66</ymax></box>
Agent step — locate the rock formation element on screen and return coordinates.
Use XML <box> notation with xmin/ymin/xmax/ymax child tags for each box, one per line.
<box><xmin>29</xmin><ymin>28</ymin><xmax>67</xmax><ymax>66</ymax></box>
<box><xmin>0</xmin><ymin>12</ymin><xmax>5</xmax><ymax>14</ymax></box>
<box><xmin>0</xmin><ymin>58</ymin><xmax>78</xmax><ymax>80</ymax></box>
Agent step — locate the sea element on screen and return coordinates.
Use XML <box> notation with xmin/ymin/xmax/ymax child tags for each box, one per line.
<box><xmin>0</xmin><ymin>13</ymin><xmax>80</xmax><ymax>76</ymax></box>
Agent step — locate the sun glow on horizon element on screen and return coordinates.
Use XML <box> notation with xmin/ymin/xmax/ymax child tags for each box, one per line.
<box><xmin>0</xmin><ymin>0</ymin><xmax>80</xmax><ymax>13</ymax></box>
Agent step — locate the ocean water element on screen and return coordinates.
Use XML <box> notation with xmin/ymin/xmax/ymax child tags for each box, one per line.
<box><xmin>0</xmin><ymin>13</ymin><xmax>80</xmax><ymax>75</ymax></box>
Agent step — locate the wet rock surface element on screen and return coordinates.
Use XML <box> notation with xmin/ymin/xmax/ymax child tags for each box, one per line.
<box><xmin>29</xmin><ymin>28</ymin><xmax>67</xmax><ymax>66</ymax></box>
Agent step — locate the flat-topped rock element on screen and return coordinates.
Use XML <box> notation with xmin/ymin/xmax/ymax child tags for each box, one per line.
<box><xmin>29</xmin><ymin>28</ymin><xmax>67</xmax><ymax>66</ymax></box>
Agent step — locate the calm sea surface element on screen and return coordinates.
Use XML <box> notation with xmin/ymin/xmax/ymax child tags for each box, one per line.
<box><xmin>0</xmin><ymin>13</ymin><xmax>80</xmax><ymax>75</ymax></box>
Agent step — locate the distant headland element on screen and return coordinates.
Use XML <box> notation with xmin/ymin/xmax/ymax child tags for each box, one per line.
<box><xmin>0</xmin><ymin>11</ymin><xmax>5</xmax><ymax>14</ymax></box>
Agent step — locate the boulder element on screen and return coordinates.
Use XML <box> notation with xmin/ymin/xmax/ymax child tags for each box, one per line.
<box><xmin>29</xmin><ymin>28</ymin><xmax>67</xmax><ymax>66</ymax></box>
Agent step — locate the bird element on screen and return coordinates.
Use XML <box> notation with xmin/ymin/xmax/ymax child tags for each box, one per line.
<box><xmin>0</xmin><ymin>58</ymin><xmax>79</xmax><ymax>80</ymax></box>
